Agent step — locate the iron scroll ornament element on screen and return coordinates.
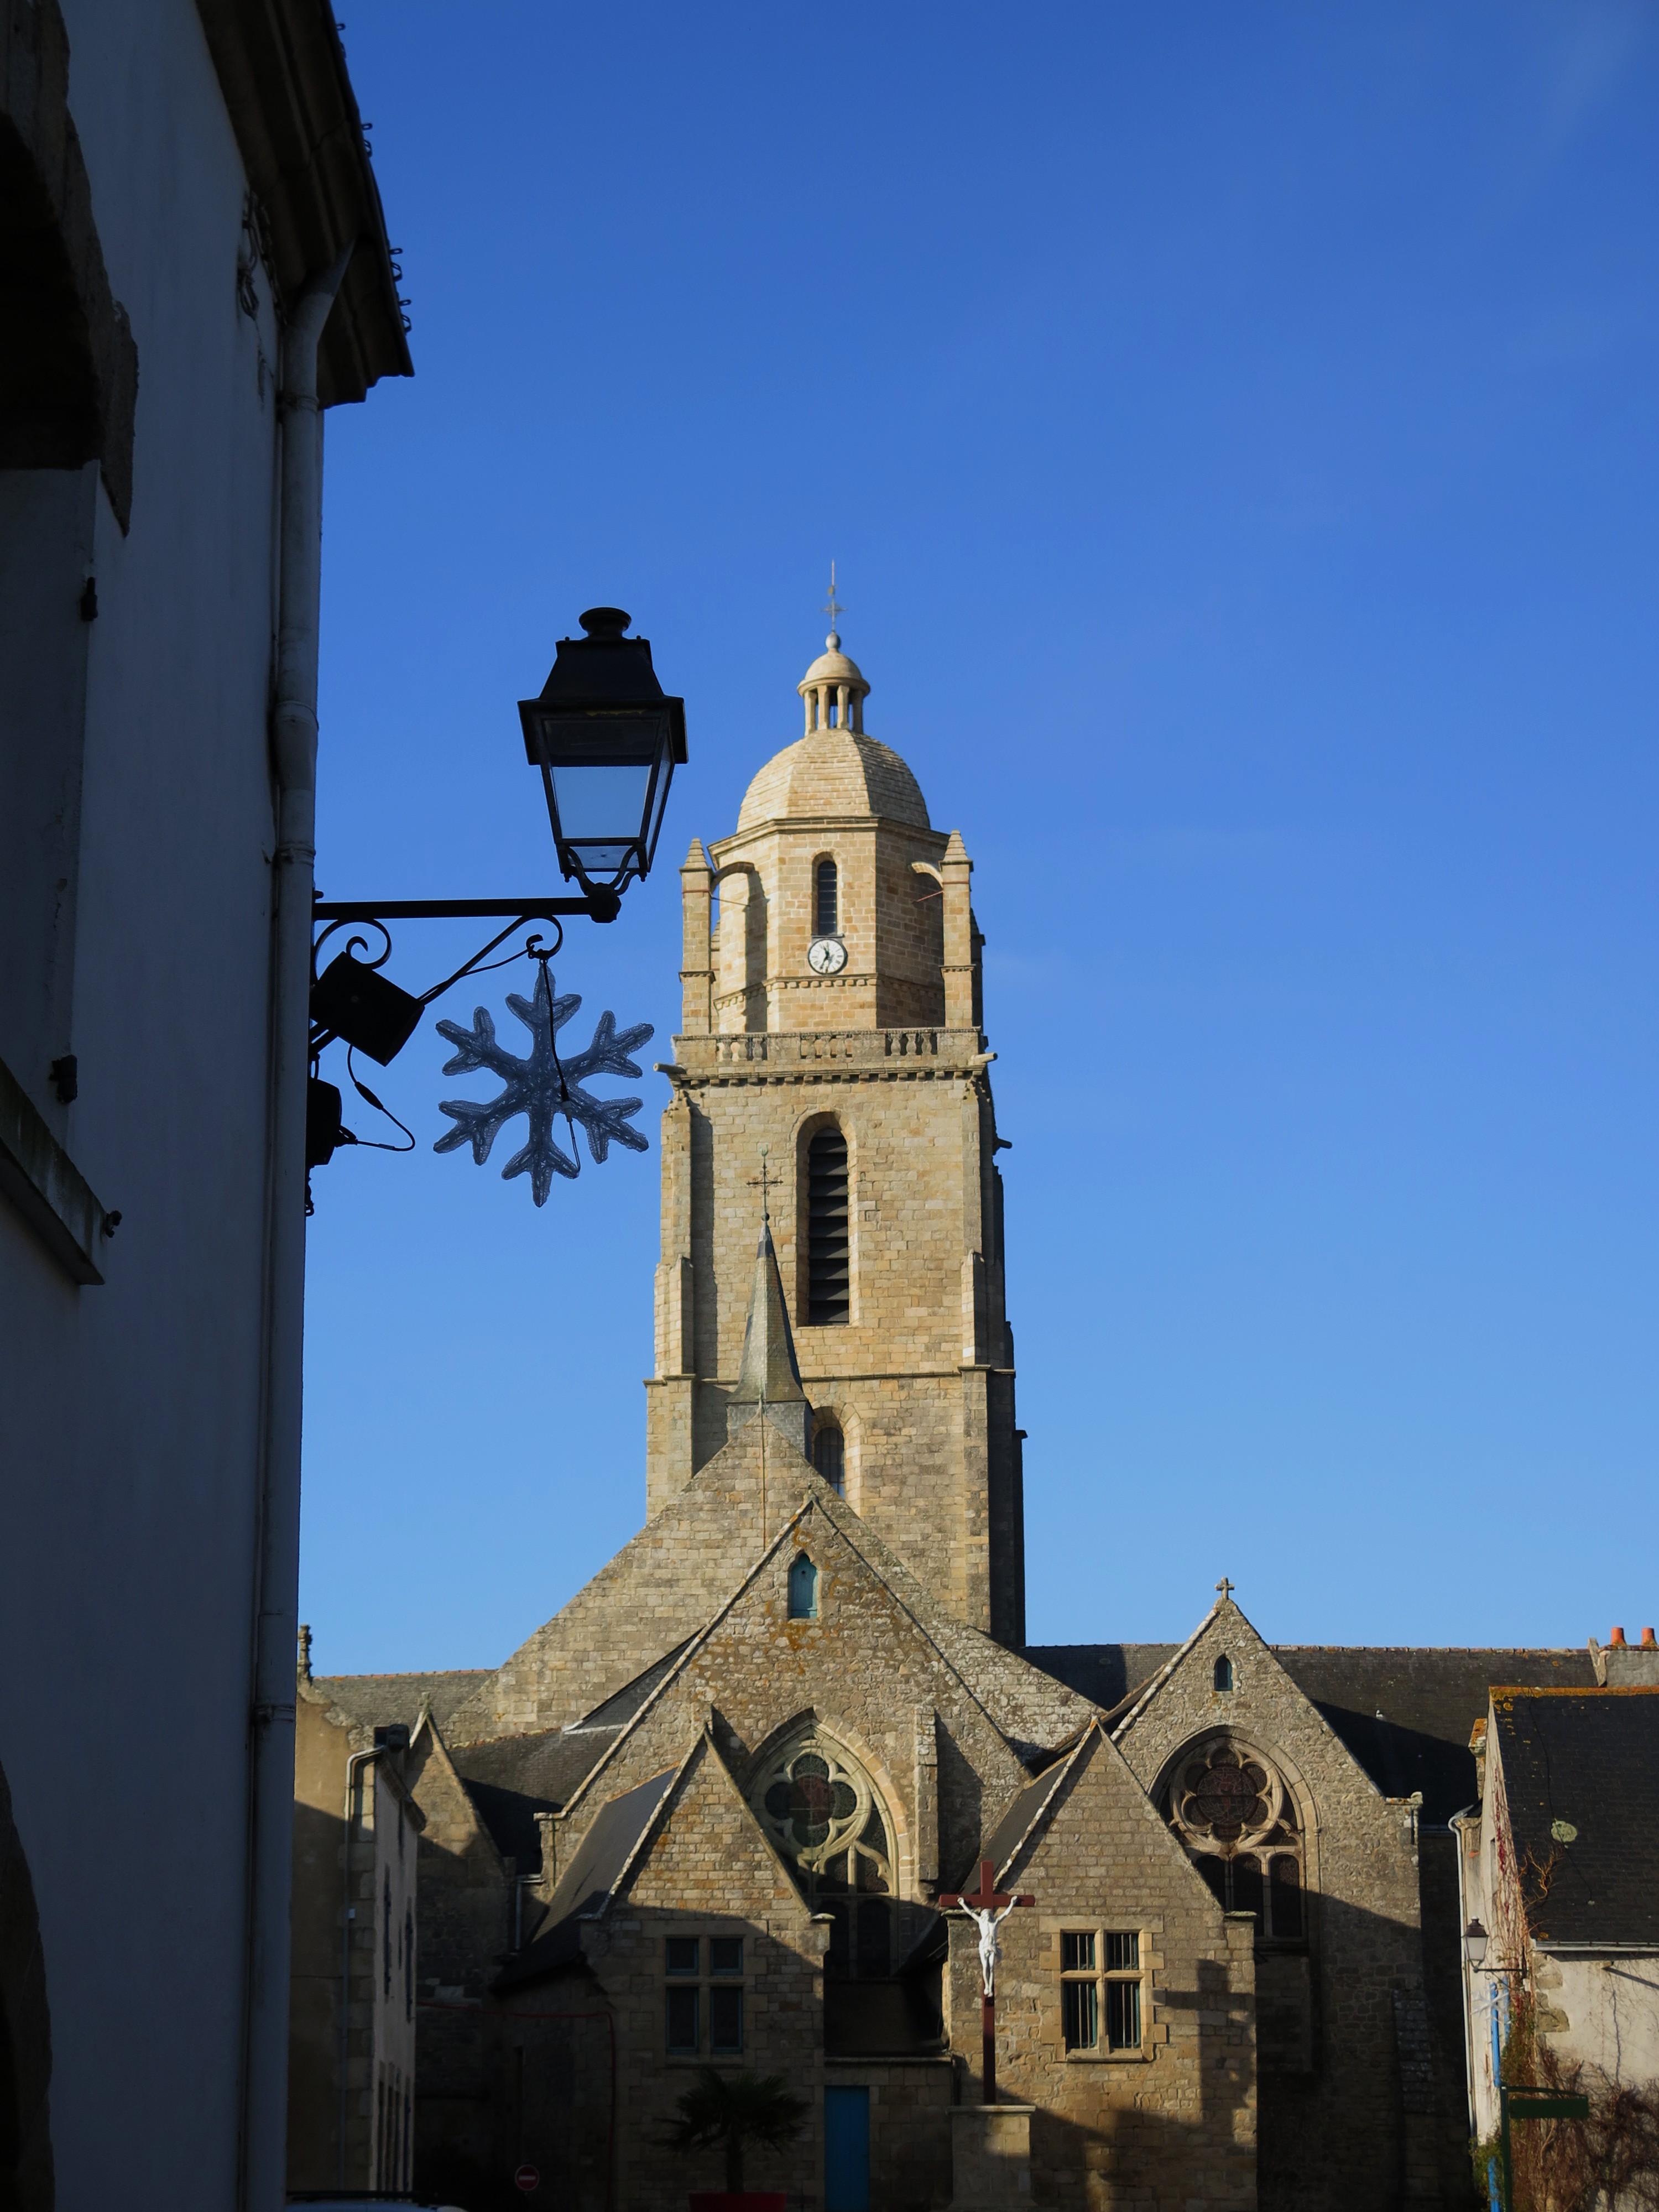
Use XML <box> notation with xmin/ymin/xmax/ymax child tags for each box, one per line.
<box><xmin>306</xmin><ymin>894</ymin><xmax>653</xmax><ymax>1208</ymax></box>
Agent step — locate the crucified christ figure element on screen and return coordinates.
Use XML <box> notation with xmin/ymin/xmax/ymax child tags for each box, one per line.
<box><xmin>959</xmin><ymin>1897</ymin><xmax>1020</xmax><ymax>1998</ymax></box>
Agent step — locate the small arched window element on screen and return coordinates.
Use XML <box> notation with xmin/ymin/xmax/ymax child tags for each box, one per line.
<box><xmin>806</xmin><ymin>1127</ymin><xmax>849</xmax><ymax>1324</ymax></box>
<box><xmin>788</xmin><ymin>1552</ymin><xmax>819</xmax><ymax>1620</ymax></box>
<box><xmin>1214</xmin><ymin>1655</ymin><xmax>1234</xmax><ymax>1693</ymax></box>
<box><xmin>815</xmin><ymin>857</ymin><xmax>838</xmax><ymax>937</ymax></box>
<box><xmin>813</xmin><ymin>1423</ymin><xmax>844</xmax><ymax>1494</ymax></box>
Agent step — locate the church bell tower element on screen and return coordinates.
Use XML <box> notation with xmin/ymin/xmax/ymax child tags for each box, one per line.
<box><xmin>646</xmin><ymin>625</ymin><xmax>1025</xmax><ymax>1646</ymax></box>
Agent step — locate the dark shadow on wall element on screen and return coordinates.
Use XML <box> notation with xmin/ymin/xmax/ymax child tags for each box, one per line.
<box><xmin>0</xmin><ymin>1756</ymin><xmax>52</xmax><ymax>2212</ymax></box>
<box><xmin>1028</xmin><ymin>1958</ymin><xmax>1254</xmax><ymax>2211</ymax></box>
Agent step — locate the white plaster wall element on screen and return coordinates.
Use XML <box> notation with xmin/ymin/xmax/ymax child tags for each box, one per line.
<box><xmin>0</xmin><ymin>3</ymin><xmax>288</xmax><ymax>2204</ymax></box>
<box><xmin>1540</xmin><ymin>1954</ymin><xmax>1659</xmax><ymax>2090</ymax></box>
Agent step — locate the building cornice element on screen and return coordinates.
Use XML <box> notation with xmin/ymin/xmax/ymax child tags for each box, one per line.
<box><xmin>194</xmin><ymin>0</ymin><xmax>412</xmax><ymax>404</ymax></box>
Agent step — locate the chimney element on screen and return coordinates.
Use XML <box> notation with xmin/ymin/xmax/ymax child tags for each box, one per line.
<box><xmin>1600</xmin><ymin>1625</ymin><xmax>1659</xmax><ymax>1688</ymax></box>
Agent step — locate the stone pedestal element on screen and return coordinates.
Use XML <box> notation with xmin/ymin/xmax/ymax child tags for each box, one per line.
<box><xmin>950</xmin><ymin>2101</ymin><xmax>1033</xmax><ymax>2210</ymax></box>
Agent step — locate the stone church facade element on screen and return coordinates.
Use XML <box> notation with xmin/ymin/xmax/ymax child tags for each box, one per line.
<box><xmin>307</xmin><ymin>630</ymin><xmax>1592</xmax><ymax>2210</ymax></box>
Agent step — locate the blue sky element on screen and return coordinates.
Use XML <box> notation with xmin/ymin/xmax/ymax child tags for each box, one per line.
<box><xmin>300</xmin><ymin>3</ymin><xmax>1659</xmax><ymax>1675</ymax></box>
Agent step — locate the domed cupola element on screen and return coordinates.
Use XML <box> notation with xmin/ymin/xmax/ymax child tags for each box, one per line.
<box><xmin>798</xmin><ymin>629</ymin><xmax>870</xmax><ymax>736</ymax></box>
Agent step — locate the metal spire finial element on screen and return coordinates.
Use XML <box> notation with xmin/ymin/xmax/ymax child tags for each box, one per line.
<box><xmin>747</xmin><ymin>1145</ymin><xmax>772</xmax><ymax>1224</ymax></box>
<box><xmin>822</xmin><ymin>561</ymin><xmax>844</xmax><ymax>644</ymax></box>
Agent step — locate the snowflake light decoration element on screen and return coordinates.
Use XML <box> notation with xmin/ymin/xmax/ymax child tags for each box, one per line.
<box><xmin>432</xmin><ymin>964</ymin><xmax>653</xmax><ymax>1205</ymax></box>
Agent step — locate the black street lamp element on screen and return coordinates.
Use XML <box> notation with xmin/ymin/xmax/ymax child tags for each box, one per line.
<box><xmin>305</xmin><ymin>607</ymin><xmax>685</xmax><ymax>1200</ymax></box>
<box><xmin>519</xmin><ymin>607</ymin><xmax>686</xmax><ymax>898</ymax></box>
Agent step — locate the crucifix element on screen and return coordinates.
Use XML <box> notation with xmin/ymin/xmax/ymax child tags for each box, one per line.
<box><xmin>939</xmin><ymin>1858</ymin><xmax>1034</xmax><ymax>2104</ymax></box>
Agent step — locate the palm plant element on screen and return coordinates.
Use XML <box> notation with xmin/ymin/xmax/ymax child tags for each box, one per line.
<box><xmin>666</xmin><ymin>2066</ymin><xmax>808</xmax><ymax>2194</ymax></box>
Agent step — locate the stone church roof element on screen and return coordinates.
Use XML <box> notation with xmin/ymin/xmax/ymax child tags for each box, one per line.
<box><xmin>735</xmin><ymin>728</ymin><xmax>931</xmax><ymax>831</ymax></box>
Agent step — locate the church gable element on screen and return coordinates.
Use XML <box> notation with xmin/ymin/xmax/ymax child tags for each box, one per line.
<box><xmin>614</xmin><ymin>1730</ymin><xmax>817</xmax><ymax>1932</ymax></box>
<box><xmin>545</xmin><ymin>1494</ymin><xmax>1036</xmax><ymax>1901</ymax></box>
<box><xmin>1113</xmin><ymin>1594</ymin><xmax>1440</xmax><ymax>2211</ymax></box>
<box><xmin>443</xmin><ymin>1415</ymin><xmax>821</xmax><ymax>1744</ymax></box>
<box><xmin>958</xmin><ymin>1724</ymin><xmax>1258</xmax><ymax>2210</ymax></box>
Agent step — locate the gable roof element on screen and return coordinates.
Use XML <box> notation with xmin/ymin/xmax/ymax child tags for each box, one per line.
<box><xmin>310</xmin><ymin>1668</ymin><xmax>491</xmax><ymax>1734</ymax></box>
<box><xmin>1491</xmin><ymin>1688</ymin><xmax>1659</xmax><ymax>1948</ymax></box>
<box><xmin>1024</xmin><ymin>1636</ymin><xmax>1597</xmax><ymax>1825</ymax></box>
<box><xmin>977</xmin><ymin>1744</ymin><xmax>1084</xmax><ymax>1887</ymax></box>
<box><xmin>448</xmin><ymin>1728</ymin><xmax>616</xmax><ymax>1867</ymax></box>
<box><xmin>1279</xmin><ymin>1647</ymin><xmax>1597</xmax><ymax>1826</ymax></box>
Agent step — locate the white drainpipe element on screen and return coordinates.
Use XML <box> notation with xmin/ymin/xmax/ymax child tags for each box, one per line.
<box><xmin>241</xmin><ymin>243</ymin><xmax>354</xmax><ymax>2212</ymax></box>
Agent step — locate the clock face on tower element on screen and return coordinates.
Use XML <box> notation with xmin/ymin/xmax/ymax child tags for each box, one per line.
<box><xmin>807</xmin><ymin>936</ymin><xmax>848</xmax><ymax>976</ymax></box>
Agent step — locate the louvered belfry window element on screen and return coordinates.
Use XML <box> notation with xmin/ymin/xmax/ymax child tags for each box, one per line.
<box><xmin>806</xmin><ymin>1127</ymin><xmax>850</xmax><ymax>1324</ymax></box>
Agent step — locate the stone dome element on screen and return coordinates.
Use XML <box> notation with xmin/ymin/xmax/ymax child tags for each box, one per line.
<box><xmin>736</xmin><ymin>728</ymin><xmax>932</xmax><ymax>830</ymax></box>
<box><xmin>736</xmin><ymin>633</ymin><xmax>931</xmax><ymax>830</ymax></box>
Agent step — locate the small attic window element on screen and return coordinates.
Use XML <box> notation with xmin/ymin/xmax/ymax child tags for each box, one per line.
<box><xmin>1214</xmin><ymin>1656</ymin><xmax>1234</xmax><ymax>1693</ymax></box>
<box><xmin>789</xmin><ymin>1552</ymin><xmax>819</xmax><ymax>1621</ymax></box>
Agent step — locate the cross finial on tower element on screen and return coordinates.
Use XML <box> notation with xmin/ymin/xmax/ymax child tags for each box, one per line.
<box><xmin>1215</xmin><ymin>1576</ymin><xmax>1235</xmax><ymax>1601</ymax></box>
<box><xmin>822</xmin><ymin>560</ymin><xmax>844</xmax><ymax>642</ymax></box>
<box><xmin>746</xmin><ymin>1145</ymin><xmax>773</xmax><ymax>1225</ymax></box>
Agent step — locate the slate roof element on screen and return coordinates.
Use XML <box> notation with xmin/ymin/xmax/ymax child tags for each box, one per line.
<box><xmin>495</xmin><ymin>1768</ymin><xmax>676</xmax><ymax>1991</ymax></box>
<box><xmin>1491</xmin><ymin>1688</ymin><xmax>1659</xmax><ymax>1948</ymax></box>
<box><xmin>1277</xmin><ymin>1647</ymin><xmax>1596</xmax><ymax>1826</ymax></box>
<box><xmin>1022</xmin><ymin>1643</ymin><xmax>1597</xmax><ymax>1827</ymax></box>
<box><xmin>1022</xmin><ymin>1645</ymin><xmax>1179</xmax><ymax>1715</ymax></box>
<box><xmin>977</xmin><ymin>1751</ymin><xmax>1076</xmax><ymax>1887</ymax></box>
<box><xmin>448</xmin><ymin>1728</ymin><xmax>617</xmax><ymax>1867</ymax></box>
<box><xmin>310</xmin><ymin>1670</ymin><xmax>492</xmax><ymax>1733</ymax></box>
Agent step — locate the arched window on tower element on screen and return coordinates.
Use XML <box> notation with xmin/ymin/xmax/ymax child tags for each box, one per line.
<box><xmin>813</xmin><ymin>1422</ymin><xmax>844</xmax><ymax>1494</ymax></box>
<box><xmin>806</xmin><ymin>1128</ymin><xmax>850</xmax><ymax>1324</ymax></box>
<box><xmin>815</xmin><ymin>856</ymin><xmax>838</xmax><ymax>937</ymax></box>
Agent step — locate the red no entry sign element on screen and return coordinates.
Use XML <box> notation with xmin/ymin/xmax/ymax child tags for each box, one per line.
<box><xmin>514</xmin><ymin>2166</ymin><xmax>540</xmax><ymax>2194</ymax></box>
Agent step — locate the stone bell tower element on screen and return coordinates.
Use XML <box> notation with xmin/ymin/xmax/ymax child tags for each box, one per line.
<box><xmin>646</xmin><ymin>626</ymin><xmax>1025</xmax><ymax>1645</ymax></box>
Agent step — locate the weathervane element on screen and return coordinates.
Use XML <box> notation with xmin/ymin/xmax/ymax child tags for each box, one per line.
<box><xmin>822</xmin><ymin>561</ymin><xmax>844</xmax><ymax>638</ymax></box>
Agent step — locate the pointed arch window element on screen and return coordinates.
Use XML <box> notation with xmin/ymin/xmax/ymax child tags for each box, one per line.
<box><xmin>1164</xmin><ymin>1736</ymin><xmax>1306</xmax><ymax>1945</ymax></box>
<box><xmin>815</xmin><ymin>856</ymin><xmax>839</xmax><ymax>936</ymax></box>
<box><xmin>1214</xmin><ymin>1655</ymin><xmax>1234</xmax><ymax>1693</ymax></box>
<box><xmin>752</xmin><ymin>1733</ymin><xmax>894</xmax><ymax>1978</ymax></box>
<box><xmin>806</xmin><ymin>1127</ymin><xmax>849</xmax><ymax>1324</ymax></box>
<box><xmin>788</xmin><ymin>1552</ymin><xmax>819</xmax><ymax>1620</ymax></box>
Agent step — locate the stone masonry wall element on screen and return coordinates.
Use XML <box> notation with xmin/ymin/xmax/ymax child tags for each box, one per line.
<box><xmin>583</xmin><ymin>1736</ymin><xmax>828</xmax><ymax>2212</ymax></box>
<box><xmin>646</xmin><ymin>1039</ymin><xmax>1020</xmax><ymax>1638</ymax></box>
<box><xmin>547</xmin><ymin>1495</ymin><xmax>1039</xmax><ymax>1917</ymax></box>
<box><xmin>1114</xmin><ymin>1601</ymin><xmax>1442</xmax><ymax>2210</ymax></box>
<box><xmin>948</xmin><ymin>1727</ymin><xmax>1258</xmax><ymax>2212</ymax></box>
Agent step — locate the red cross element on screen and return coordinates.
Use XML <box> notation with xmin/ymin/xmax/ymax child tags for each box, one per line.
<box><xmin>938</xmin><ymin>1859</ymin><xmax>1035</xmax><ymax>2105</ymax></box>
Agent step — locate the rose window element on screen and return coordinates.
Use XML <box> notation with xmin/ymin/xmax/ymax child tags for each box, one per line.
<box><xmin>1165</xmin><ymin>1736</ymin><xmax>1307</xmax><ymax>1945</ymax></box>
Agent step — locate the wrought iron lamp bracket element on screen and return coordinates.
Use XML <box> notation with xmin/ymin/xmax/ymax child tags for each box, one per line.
<box><xmin>308</xmin><ymin>892</ymin><xmax>618</xmax><ymax>1058</ymax></box>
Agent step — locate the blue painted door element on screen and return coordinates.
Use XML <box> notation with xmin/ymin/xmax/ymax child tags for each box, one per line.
<box><xmin>824</xmin><ymin>2085</ymin><xmax>870</xmax><ymax>2212</ymax></box>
